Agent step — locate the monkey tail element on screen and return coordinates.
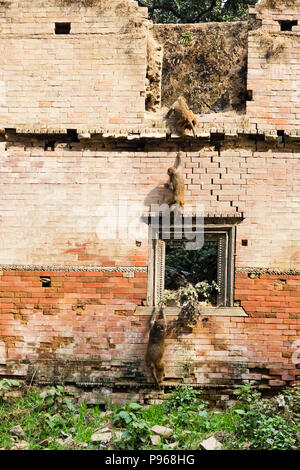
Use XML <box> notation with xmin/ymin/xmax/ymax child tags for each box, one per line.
<box><xmin>150</xmin><ymin>363</ymin><xmax>161</xmax><ymax>390</ymax></box>
<box><xmin>175</xmin><ymin>151</ymin><xmax>183</xmax><ymax>169</ymax></box>
<box><xmin>165</xmin><ymin>108</ymin><xmax>173</xmax><ymax>120</ymax></box>
<box><xmin>191</xmin><ymin>123</ymin><xmax>196</xmax><ymax>138</ymax></box>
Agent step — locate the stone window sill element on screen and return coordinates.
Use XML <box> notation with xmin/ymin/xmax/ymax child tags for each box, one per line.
<box><xmin>135</xmin><ymin>306</ymin><xmax>247</xmax><ymax>317</ymax></box>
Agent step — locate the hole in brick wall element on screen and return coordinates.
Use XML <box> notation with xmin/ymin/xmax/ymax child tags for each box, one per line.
<box><xmin>44</xmin><ymin>141</ymin><xmax>55</xmax><ymax>151</ymax></box>
<box><xmin>246</xmin><ymin>90</ymin><xmax>253</xmax><ymax>101</ymax></box>
<box><xmin>248</xmin><ymin>273</ymin><xmax>260</xmax><ymax>279</ymax></box>
<box><xmin>67</xmin><ymin>129</ymin><xmax>79</xmax><ymax>142</ymax></box>
<box><xmin>242</xmin><ymin>240</ymin><xmax>248</xmax><ymax>246</ymax></box>
<box><xmin>40</xmin><ymin>277</ymin><xmax>51</xmax><ymax>288</ymax></box>
<box><xmin>55</xmin><ymin>23</ymin><xmax>71</xmax><ymax>34</ymax></box>
<box><xmin>279</xmin><ymin>20</ymin><xmax>297</xmax><ymax>31</ymax></box>
<box><xmin>277</xmin><ymin>130</ymin><xmax>285</xmax><ymax>144</ymax></box>
<box><xmin>210</xmin><ymin>133</ymin><xmax>224</xmax><ymax>152</ymax></box>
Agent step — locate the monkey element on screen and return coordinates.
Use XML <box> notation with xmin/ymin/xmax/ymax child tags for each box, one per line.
<box><xmin>145</xmin><ymin>306</ymin><xmax>167</xmax><ymax>389</ymax></box>
<box><xmin>165</xmin><ymin>96</ymin><xmax>197</xmax><ymax>137</ymax></box>
<box><xmin>166</xmin><ymin>151</ymin><xmax>185</xmax><ymax>210</ymax></box>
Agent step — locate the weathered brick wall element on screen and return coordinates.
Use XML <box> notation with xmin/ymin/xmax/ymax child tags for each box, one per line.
<box><xmin>247</xmin><ymin>1</ymin><xmax>300</xmax><ymax>130</ymax></box>
<box><xmin>0</xmin><ymin>270</ymin><xmax>298</xmax><ymax>401</ymax></box>
<box><xmin>0</xmin><ymin>0</ymin><xmax>148</xmax><ymax>130</ymax></box>
<box><xmin>234</xmin><ymin>273</ymin><xmax>300</xmax><ymax>387</ymax></box>
<box><xmin>0</xmin><ymin>269</ymin><xmax>147</xmax><ymax>362</ymax></box>
<box><xmin>0</xmin><ymin>140</ymin><xmax>299</xmax><ymax>269</ymax></box>
<box><xmin>0</xmin><ymin>0</ymin><xmax>299</xmax><ymax>402</ymax></box>
<box><xmin>0</xmin><ymin>138</ymin><xmax>299</xmax><ymax>400</ymax></box>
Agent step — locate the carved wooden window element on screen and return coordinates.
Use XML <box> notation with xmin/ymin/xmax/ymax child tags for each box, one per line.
<box><xmin>148</xmin><ymin>223</ymin><xmax>236</xmax><ymax>308</ymax></box>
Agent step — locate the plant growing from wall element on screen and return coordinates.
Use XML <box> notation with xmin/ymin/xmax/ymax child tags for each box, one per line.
<box><xmin>179</xmin><ymin>31</ymin><xmax>193</xmax><ymax>46</ymax></box>
<box><xmin>160</xmin><ymin>280</ymin><xmax>220</xmax><ymax>326</ymax></box>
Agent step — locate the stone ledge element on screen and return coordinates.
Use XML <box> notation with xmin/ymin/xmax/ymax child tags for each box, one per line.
<box><xmin>135</xmin><ymin>306</ymin><xmax>247</xmax><ymax>317</ymax></box>
<box><xmin>236</xmin><ymin>267</ymin><xmax>300</xmax><ymax>275</ymax></box>
<box><xmin>3</xmin><ymin>126</ymin><xmax>300</xmax><ymax>140</ymax></box>
<box><xmin>0</xmin><ymin>264</ymin><xmax>147</xmax><ymax>272</ymax></box>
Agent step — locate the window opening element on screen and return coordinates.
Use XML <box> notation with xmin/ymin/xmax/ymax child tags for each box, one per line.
<box><xmin>165</xmin><ymin>240</ymin><xmax>219</xmax><ymax>306</ymax></box>
<box><xmin>55</xmin><ymin>23</ymin><xmax>71</xmax><ymax>34</ymax></box>
<box><xmin>40</xmin><ymin>276</ymin><xmax>51</xmax><ymax>288</ymax></box>
<box><xmin>246</xmin><ymin>90</ymin><xmax>253</xmax><ymax>101</ymax></box>
<box><xmin>279</xmin><ymin>20</ymin><xmax>297</xmax><ymax>32</ymax></box>
<box><xmin>149</xmin><ymin>223</ymin><xmax>236</xmax><ymax>308</ymax></box>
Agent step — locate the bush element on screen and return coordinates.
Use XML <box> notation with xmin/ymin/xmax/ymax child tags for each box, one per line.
<box><xmin>165</xmin><ymin>386</ymin><xmax>206</xmax><ymax>411</ymax></box>
<box><xmin>111</xmin><ymin>403</ymin><xmax>150</xmax><ymax>450</ymax></box>
<box><xmin>233</xmin><ymin>385</ymin><xmax>299</xmax><ymax>450</ymax></box>
<box><xmin>116</xmin><ymin>420</ymin><xmax>151</xmax><ymax>450</ymax></box>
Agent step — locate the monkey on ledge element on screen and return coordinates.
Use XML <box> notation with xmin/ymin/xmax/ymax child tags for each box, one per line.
<box><xmin>165</xmin><ymin>96</ymin><xmax>197</xmax><ymax>138</ymax></box>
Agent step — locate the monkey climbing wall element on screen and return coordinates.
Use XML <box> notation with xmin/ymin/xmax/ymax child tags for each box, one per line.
<box><xmin>0</xmin><ymin>0</ymin><xmax>299</xmax><ymax>404</ymax></box>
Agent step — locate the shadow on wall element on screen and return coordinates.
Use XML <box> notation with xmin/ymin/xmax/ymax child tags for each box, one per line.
<box><xmin>143</xmin><ymin>185</ymin><xmax>168</xmax><ymax>209</ymax></box>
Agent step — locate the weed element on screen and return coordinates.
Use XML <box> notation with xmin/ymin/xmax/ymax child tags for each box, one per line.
<box><xmin>115</xmin><ymin>419</ymin><xmax>151</xmax><ymax>450</ymax></box>
<box><xmin>164</xmin><ymin>386</ymin><xmax>205</xmax><ymax>411</ymax></box>
<box><xmin>179</xmin><ymin>31</ymin><xmax>193</xmax><ymax>47</ymax></box>
<box><xmin>233</xmin><ymin>385</ymin><xmax>299</xmax><ymax>450</ymax></box>
<box><xmin>0</xmin><ymin>383</ymin><xmax>298</xmax><ymax>450</ymax></box>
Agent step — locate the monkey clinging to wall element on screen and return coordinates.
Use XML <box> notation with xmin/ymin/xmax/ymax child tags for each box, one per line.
<box><xmin>165</xmin><ymin>96</ymin><xmax>197</xmax><ymax>137</ymax></box>
<box><xmin>145</xmin><ymin>307</ymin><xmax>167</xmax><ymax>389</ymax></box>
<box><xmin>166</xmin><ymin>151</ymin><xmax>185</xmax><ymax>210</ymax></box>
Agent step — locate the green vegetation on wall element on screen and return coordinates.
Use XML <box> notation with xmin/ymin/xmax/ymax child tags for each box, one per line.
<box><xmin>138</xmin><ymin>0</ymin><xmax>259</xmax><ymax>24</ymax></box>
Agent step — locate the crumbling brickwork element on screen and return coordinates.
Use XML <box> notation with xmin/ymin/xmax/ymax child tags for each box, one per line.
<box><xmin>0</xmin><ymin>0</ymin><xmax>299</xmax><ymax>403</ymax></box>
<box><xmin>0</xmin><ymin>138</ymin><xmax>299</xmax><ymax>400</ymax></box>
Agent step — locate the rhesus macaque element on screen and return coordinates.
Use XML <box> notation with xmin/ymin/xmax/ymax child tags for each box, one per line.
<box><xmin>167</xmin><ymin>152</ymin><xmax>185</xmax><ymax>210</ymax></box>
<box><xmin>145</xmin><ymin>307</ymin><xmax>167</xmax><ymax>389</ymax></box>
<box><xmin>166</xmin><ymin>96</ymin><xmax>197</xmax><ymax>137</ymax></box>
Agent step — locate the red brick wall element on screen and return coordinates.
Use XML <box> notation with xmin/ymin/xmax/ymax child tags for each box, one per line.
<box><xmin>235</xmin><ymin>273</ymin><xmax>300</xmax><ymax>387</ymax></box>
<box><xmin>0</xmin><ymin>270</ymin><xmax>298</xmax><ymax>394</ymax></box>
<box><xmin>0</xmin><ymin>140</ymin><xmax>299</xmax><ymax>397</ymax></box>
<box><xmin>0</xmin><ymin>269</ymin><xmax>147</xmax><ymax>364</ymax></box>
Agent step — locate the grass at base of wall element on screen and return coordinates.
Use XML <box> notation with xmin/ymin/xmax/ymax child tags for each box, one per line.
<box><xmin>0</xmin><ymin>381</ymin><xmax>299</xmax><ymax>450</ymax></box>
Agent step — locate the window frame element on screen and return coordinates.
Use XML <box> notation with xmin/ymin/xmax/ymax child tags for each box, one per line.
<box><xmin>147</xmin><ymin>222</ymin><xmax>236</xmax><ymax>308</ymax></box>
